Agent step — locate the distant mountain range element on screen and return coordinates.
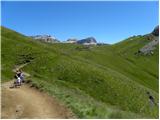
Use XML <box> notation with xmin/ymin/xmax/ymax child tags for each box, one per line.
<box><xmin>30</xmin><ymin>35</ymin><xmax>60</xmax><ymax>43</ymax></box>
<box><xmin>30</xmin><ymin>35</ymin><xmax>97</xmax><ymax>45</ymax></box>
<box><xmin>30</xmin><ymin>26</ymin><xmax>159</xmax><ymax>47</ymax></box>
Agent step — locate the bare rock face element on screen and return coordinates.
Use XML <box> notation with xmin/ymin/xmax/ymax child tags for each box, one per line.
<box><xmin>30</xmin><ymin>35</ymin><xmax>60</xmax><ymax>43</ymax></box>
<box><xmin>152</xmin><ymin>26</ymin><xmax>159</xmax><ymax>36</ymax></box>
<box><xmin>139</xmin><ymin>38</ymin><xmax>158</xmax><ymax>55</ymax></box>
<box><xmin>77</xmin><ymin>37</ymin><xmax>97</xmax><ymax>45</ymax></box>
<box><xmin>137</xmin><ymin>25</ymin><xmax>159</xmax><ymax>55</ymax></box>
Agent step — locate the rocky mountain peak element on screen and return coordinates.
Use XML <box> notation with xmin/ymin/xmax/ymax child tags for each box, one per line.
<box><xmin>152</xmin><ymin>25</ymin><xmax>159</xmax><ymax>36</ymax></box>
<box><xmin>30</xmin><ymin>35</ymin><xmax>60</xmax><ymax>43</ymax></box>
<box><xmin>77</xmin><ymin>37</ymin><xmax>97</xmax><ymax>45</ymax></box>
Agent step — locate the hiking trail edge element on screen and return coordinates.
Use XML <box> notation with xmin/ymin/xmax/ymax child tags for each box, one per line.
<box><xmin>1</xmin><ymin>64</ymin><xmax>75</xmax><ymax>119</ymax></box>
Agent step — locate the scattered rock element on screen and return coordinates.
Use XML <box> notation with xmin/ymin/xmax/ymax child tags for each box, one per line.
<box><xmin>136</xmin><ymin>25</ymin><xmax>159</xmax><ymax>55</ymax></box>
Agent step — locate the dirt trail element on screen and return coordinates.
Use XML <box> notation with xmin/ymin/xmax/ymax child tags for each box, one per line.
<box><xmin>1</xmin><ymin>64</ymin><xmax>75</xmax><ymax>119</ymax></box>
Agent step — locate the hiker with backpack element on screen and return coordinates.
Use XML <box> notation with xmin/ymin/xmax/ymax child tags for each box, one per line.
<box><xmin>19</xmin><ymin>69</ymin><xmax>25</xmax><ymax>83</ymax></box>
<box><xmin>14</xmin><ymin>69</ymin><xmax>22</xmax><ymax>86</ymax></box>
<box><xmin>146</xmin><ymin>91</ymin><xmax>156</xmax><ymax>107</ymax></box>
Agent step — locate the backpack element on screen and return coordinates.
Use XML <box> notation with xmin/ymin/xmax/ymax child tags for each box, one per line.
<box><xmin>14</xmin><ymin>75</ymin><xmax>17</xmax><ymax>79</ymax></box>
<box><xmin>17</xmin><ymin>73</ymin><xmax>21</xmax><ymax>77</ymax></box>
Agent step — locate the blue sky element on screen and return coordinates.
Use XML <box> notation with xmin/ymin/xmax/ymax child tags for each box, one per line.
<box><xmin>1</xmin><ymin>1</ymin><xmax>159</xmax><ymax>44</ymax></box>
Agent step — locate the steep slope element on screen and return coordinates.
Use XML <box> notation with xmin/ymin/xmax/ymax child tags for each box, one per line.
<box><xmin>111</xmin><ymin>35</ymin><xmax>158</xmax><ymax>92</ymax></box>
<box><xmin>79</xmin><ymin>35</ymin><xmax>159</xmax><ymax>92</ymax></box>
<box><xmin>1</xmin><ymin>26</ymin><xmax>159</xmax><ymax>118</ymax></box>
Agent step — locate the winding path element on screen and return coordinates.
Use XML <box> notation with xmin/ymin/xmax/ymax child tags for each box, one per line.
<box><xmin>1</xmin><ymin>64</ymin><xmax>75</xmax><ymax>119</ymax></box>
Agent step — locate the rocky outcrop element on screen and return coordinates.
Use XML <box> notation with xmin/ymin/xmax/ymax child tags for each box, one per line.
<box><xmin>30</xmin><ymin>35</ymin><xmax>60</xmax><ymax>43</ymax></box>
<box><xmin>152</xmin><ymin>25</ymin><xmax>159</xmax><ymax>36</ymax></box>
<box><xmin>77</xmin><ymin>37</ymin><xmax>97</xmax><ymax>45</ymax></box>
<box><xmin>139</xmin><ymin>37</ymin><xmax>158</xmax><ymax>55</ymax></box>
<box><xmin>138</xmin><ymin>26</ymin><xmax>159</xmax><ymax>55</ymax></box>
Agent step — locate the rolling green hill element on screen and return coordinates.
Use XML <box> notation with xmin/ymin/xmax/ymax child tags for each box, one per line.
<box><xmin>1</xmin><ymin>26</ymin><xmax>159</xmax><ymax>118</ymax></box>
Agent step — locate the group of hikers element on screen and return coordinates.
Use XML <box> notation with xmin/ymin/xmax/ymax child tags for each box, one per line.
<box><xmin>14</xmin><ymin>69</ymin><xmax>24</xmax><ymax>86</ymax></box>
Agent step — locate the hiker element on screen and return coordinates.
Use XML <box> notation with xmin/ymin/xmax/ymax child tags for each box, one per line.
<box><xmin>15</xmin><ymin>70</ymin><xmax>22</xmax><ymax>86</ymax></box>
<box><xmin>147</xmin><ymin>92</ymin><xmax>156</xmax><ymax>107</ymax></box>
<box><xmin>19</xmin><ymin>69</ymin><xmax>25</xmax><ymax>83</ymax></box>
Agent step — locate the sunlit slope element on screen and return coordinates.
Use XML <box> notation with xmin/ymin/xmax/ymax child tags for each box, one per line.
<box><xmin>2</xmin><ymin>26</ymin><xmax>158</xmax><ymax>118</ymax></box>
<box><xmin>70</xmin><ymin>36</ymin><xmax>158</xmax><ymax>92</ymax></box>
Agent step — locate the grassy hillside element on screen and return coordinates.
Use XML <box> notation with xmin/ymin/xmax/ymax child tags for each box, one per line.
<box><xmin>1</xmin><ymin>26</ymin><xmax>159</xmax><ymax>118</ymax></box>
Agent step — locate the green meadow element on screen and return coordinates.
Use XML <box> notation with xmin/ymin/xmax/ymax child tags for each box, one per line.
<box><xmin>1</xmin><ymin>26</ymin><xmax>159</xmax><ymax>118</ymax></box>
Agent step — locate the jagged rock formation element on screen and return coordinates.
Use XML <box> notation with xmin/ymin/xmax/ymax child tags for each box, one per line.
<box><xmin>138</xmin><ymin>26</ymin><xmax>159</xmax><ymax>55</ymax></box>
<box><xmin>152</xmin><ymin>25</ymin><xmax>159</xmax><ymax>36</ymax></box>
<box><xmin>30</xmin><ymin>35</ymin><xmax>60</xmax><ymax>43</ymax></box>
<box><xmin>77</xmin><ymin>37</ymin><xmax>97</xmax><ymax>45</ymax></box>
